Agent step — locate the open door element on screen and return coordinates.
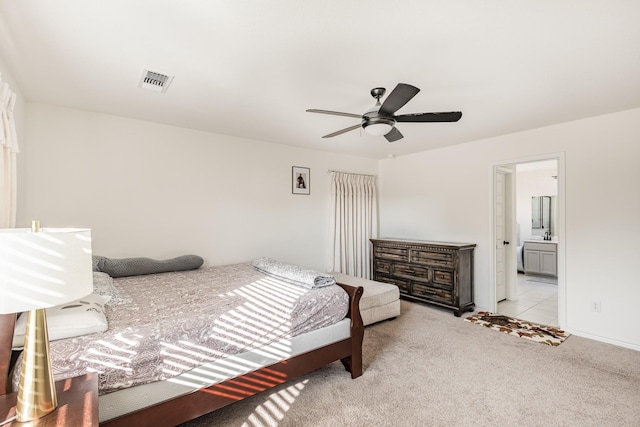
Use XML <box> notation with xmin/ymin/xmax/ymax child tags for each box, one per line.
<box><xmin>494</xmin><ymin>166</ymin><xmax>515</xmax><ymax>303</ymax></box>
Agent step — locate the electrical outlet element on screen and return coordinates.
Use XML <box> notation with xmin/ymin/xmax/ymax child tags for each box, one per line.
<box><xmin>590</xmin><ymin>301</ymin><xmax>601</xmax><ymax>312</ymax></box>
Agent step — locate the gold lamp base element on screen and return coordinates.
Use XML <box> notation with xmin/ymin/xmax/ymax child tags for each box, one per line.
<box><xmin>16</xmin><ymin>308</ymin><xmax>57</xmax><ymax>422</ymax></box>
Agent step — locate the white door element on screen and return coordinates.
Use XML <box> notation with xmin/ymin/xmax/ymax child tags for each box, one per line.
<box><xmin>495</xmin><ymin>171</ymin><xmax>507</xmax><ymax>302</ymax></box>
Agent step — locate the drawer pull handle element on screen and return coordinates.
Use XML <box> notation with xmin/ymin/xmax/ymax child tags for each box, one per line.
<box><xmin>404</xmin><ymin>269</ymin><xmax>415</xmax><ymax>274</ymax></box>
<box><xmin>424</xmin><ymin>289</ymin><xmax>437</xmax><ymax>295</ymax></box>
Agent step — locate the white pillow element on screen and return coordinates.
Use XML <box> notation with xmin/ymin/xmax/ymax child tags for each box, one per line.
<box><xmin>12</xmin><ymin>293</ymin><xmax>109</xmax><ymax>349</ymax></box>
<box><xmin>93</xmin><ymin>271</ymin><xmax>130</xmax><ymax>306</ymax></box>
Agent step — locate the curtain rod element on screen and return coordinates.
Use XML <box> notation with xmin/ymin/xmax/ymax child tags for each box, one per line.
<box><xmin>327</xmin><ymin>170</ymin><xmax>377</xmax><ymax>177</ymax></box>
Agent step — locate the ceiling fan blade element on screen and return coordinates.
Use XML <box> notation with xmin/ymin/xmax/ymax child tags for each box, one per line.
<box><xmin>322</xmin><ymin>123</ymin><xmax>362</xmax><ymax>138</ymax></box>
<box><xmin>395</xmin><ymin>111</ymin><xmax>463</xmax><ymax>122</ymax></box>
<box><xmin>306</xmin><ymin>109</ymin><xmax>362</xmax><ymax>119</ymax></box>
<box><xmin>378</xmin><ymin>83</ymin><xmax>420</xmax><ymax>116</ymax></box>
<box><xmin>384</xmin><ymin>127</ymin><xmax>403</xmax><ymax>142</ymax></box>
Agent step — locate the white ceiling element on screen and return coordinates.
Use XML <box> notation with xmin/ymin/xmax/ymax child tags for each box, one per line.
<box><xmin>1</xmin><ymin>1</ymin><xmax>639</xmax><ymax>159</ymax></box>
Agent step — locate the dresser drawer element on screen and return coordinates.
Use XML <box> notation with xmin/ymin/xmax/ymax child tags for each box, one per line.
<box><xmin>374</xmin><ymin>245</ymin><xmax>409</xmax><ymax>262</ymax></box>
<box><xmin>374</xmin><ymin>259</ymin><xmax>391</xmax><ymax>274</ymax></box>
<box><xmin>393</xmin><ymin>263</ymin><xmax>430</xmax><ymax>283</ymax></box>
<box><xmin>411</xmin><ymin>249</ymin><xmax>454</xmax><ymax>268</ymax></box>
<box><xmin>375</xmin><ymin>274</ymin><xmax>410</xmax><ymax>294</ymax></box>
<box><xmin>411</xmin><ymin>283</ymin><xmax>452</xmax><ymax>303</ymax></box>
<box><xmin>433</xmin><ymin>269</ymin><xmax>453</xmax><ymax>287</ymax></box>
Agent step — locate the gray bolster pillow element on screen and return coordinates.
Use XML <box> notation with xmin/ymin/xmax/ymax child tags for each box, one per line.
<box><xmin>93</xmin><ymin>255</ymin><xmax>204</xmax><ymax>278</ymax></box>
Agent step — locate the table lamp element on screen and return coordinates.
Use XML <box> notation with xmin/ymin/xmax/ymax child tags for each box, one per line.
<box><xmin>0</xmin><ymin>221</ymin><xmax>92</xmax><ymax>422</ymax></box>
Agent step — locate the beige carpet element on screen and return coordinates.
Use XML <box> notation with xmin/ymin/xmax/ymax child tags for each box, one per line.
<box><xmin>180</xmin><ymin>300</ymin><xmax>640</xmax><ymax>426</ymax></box>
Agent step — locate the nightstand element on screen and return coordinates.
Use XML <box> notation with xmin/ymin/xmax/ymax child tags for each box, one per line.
<box><xmin>0</xmin><ymin>373</ymin><xmax>98</xmax><ymax>426</ymax></box>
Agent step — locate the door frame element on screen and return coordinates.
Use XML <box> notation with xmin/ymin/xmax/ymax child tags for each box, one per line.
<box><xmin>489</xmin><ymin>152</ymin><xmax>566</xmax><ymax>328</ymax></box>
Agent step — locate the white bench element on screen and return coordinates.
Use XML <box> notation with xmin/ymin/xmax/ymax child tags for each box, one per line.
<box><xmin>332</xmin><ymin>272</ymin><xmax>400</xmax><ymax>326</ymax></box>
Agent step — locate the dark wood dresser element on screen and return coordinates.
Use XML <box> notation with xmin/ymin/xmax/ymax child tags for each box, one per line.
<box><xmin>370</xmin><ymin>238</ymin><xmax>475</xmax><ymax>316</ymax></box>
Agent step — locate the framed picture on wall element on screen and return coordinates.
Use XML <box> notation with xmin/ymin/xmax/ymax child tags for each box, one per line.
<box><xmin>292</xmin><ymin>166</ymin><xmax>310</xmax><ymax>195</ymax></box>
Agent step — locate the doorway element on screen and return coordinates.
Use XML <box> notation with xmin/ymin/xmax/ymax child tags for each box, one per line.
<box><xmin>492</xmin><ymin>154</ymin><xmax>565</xmax><ymax>328</ymax></box>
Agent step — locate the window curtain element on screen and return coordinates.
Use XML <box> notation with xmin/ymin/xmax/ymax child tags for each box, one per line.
<box><xmin>0</xmin><ymin>75</ymin><xmax>19</xmax><ymax>228</ymax></box>
<box><xmin>329</xmin><ymin>171</ymin><xmax>378</xmax><ymax>279</ymax></box>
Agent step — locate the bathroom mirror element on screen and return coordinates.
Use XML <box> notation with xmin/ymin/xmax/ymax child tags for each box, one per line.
<box><xmin>532</xmin><ymin>195</ymin><xmax>554</xmax><ymax>236</ymax></box>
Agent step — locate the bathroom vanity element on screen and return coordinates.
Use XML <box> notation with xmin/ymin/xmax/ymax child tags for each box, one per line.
<box><xmin>523</xmin><ymin>240</ymin><xmax>557</xmax><ymax>277</ymax></box>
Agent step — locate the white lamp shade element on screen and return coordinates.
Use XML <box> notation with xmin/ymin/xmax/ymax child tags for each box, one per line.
<box><xmin>0</xmin><ymin>228</ymin><xmax>93</xmax><ymax>314</ymax></box>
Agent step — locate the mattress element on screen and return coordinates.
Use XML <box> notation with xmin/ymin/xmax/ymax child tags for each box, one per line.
<box><xmin>99</xmin><ymin>318</ymin><xmax>351</xmax><ymax>422</ymax></box>
<box><xmin>12</xmin><ymin>263</ymin><xmax>349</xmax><ymax>396</ymax></box>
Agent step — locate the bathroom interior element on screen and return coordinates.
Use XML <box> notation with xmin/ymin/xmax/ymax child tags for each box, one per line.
<box><xmin>498</xmin><ymin>159</ymin><xmax>559</xmax><ymax>326</ymax></box>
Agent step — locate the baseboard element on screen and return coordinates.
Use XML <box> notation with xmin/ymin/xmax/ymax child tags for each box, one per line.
<box><xmin>566</xmin><ymin>329</ymin><xmax>640</xmax><ymax>352</ymax></box>
<box><xmin>470</xmin><ymin>307</ymin><xmax>639</xmax><ymax>352</ymax></box>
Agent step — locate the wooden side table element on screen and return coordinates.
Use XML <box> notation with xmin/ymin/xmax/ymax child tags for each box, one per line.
<box><xmin>0</xmin><ymin>373</ymin><xmax>98</xmax><ymax>426</ymax></box>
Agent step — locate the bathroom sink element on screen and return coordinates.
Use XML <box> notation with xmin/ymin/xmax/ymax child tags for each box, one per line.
<box><xmin>526</xmin><ymin>237</ymin><xmax>558</xmax><ymax>243</ymax></box>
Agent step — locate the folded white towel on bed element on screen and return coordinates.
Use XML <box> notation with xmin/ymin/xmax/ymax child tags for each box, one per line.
<box><xmin>252</xmin><ymin>257</ymin><xmax>337</xmax><ymax>289</ymax></box>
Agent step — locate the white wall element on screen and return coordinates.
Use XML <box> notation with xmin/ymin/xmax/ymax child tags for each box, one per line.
<box><xmin>379</xmin><ymin>108</ymin><xmax>640</xmax><ymax>349</ymax></box>
<box><xmin>13</xmin><ymin>92</ymin><xmax>640</xmax><ymax>350</ymax></box>
<box><xmin>20</xmin><ymin>103</ymin><xmax>378</xmax><ymax>271</ymax></box>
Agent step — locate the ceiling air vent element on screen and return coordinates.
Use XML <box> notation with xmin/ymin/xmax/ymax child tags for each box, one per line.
<box><xmin>138</xmin><ymin>69</ymin><xmax>174</xmax><ymax>93</ymax></box>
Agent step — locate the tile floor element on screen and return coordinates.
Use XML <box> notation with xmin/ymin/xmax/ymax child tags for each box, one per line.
<box><xmin>497</xmin><ymin>273</ymin><xmax>558</xmax><ymax>327</ymax></box>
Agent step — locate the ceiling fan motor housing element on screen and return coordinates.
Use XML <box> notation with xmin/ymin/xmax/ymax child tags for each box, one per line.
<box><xmin>363</xmin><ymin>111</ymin><xmax>395</xmax><ymax>136</ymax></box>
<box><xmin>363</xmin><ymin>112</ymin><xmax>395</xmax><ymax>126</ymax></box>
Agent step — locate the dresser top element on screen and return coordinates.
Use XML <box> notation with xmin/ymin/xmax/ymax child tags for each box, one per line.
<box><xmin>371</xmin><ymin>238</ymin><xmax>476</xmax><ymax>249</ymax></box>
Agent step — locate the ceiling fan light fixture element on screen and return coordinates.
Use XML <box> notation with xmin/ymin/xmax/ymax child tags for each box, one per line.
<box><xmin>363</xmin><ymin>116</ymin><xmax>395</xmax><ymax>136</ymax></box>
<box><xmin>363</xmin><ymin>122</ymin><xmax>393</xmax><ymax>136</ymax></box>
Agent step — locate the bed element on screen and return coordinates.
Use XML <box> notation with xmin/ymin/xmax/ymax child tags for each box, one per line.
<box><xmin>0</xmin><ymin>259</ymin><xmax>364</xmax><ymax>426</ymax></box>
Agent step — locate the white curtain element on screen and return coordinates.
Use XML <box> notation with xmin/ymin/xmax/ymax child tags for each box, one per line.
<box><xmin>0</xmin><ymin>74</ymin><xmax>19</xmax><ymax>228</ymax></box>
<box><xmin>329</xmin><ymin>171</ymin><xmax>378</xmax><ymax>278</ymax></box>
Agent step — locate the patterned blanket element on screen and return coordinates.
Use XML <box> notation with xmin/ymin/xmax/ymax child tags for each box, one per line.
<box><xmin>13</xmin><ymin>263</ymin><xmax>348</xmax><ymax>394</ymax></box>
<box><xmin>252</xmin><ymin>257</ymin><xmax>337</xmax><ymax>288</ymax></box>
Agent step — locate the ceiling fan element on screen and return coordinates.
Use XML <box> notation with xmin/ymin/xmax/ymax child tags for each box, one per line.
<box><xmin>306</xmin><ymin>83</ymin><xmax>462</xmax><ymax>142</ymax></box>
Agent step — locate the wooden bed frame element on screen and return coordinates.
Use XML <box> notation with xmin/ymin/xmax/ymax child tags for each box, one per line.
<box><xmin>0</xmin><ymin>282</ymin><xmax>364</xmax><ymax>426</ymax></box>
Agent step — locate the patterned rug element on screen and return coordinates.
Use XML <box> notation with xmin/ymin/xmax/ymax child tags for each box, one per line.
<box><xmin>465</xmin><ymin>311</ymin><xmax>569</xmax><ymax>346</ymax></box>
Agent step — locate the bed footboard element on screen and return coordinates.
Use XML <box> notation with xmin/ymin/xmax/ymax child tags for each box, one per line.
<box><xmin>336</xmin><ymin>282</ymin><xmax>364</xmax><ymax>378</ymax></box>
<box><xmin>101</xmin><ymin>283</ymin><xmax>364</xmax><ymax>426</ymax></box>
